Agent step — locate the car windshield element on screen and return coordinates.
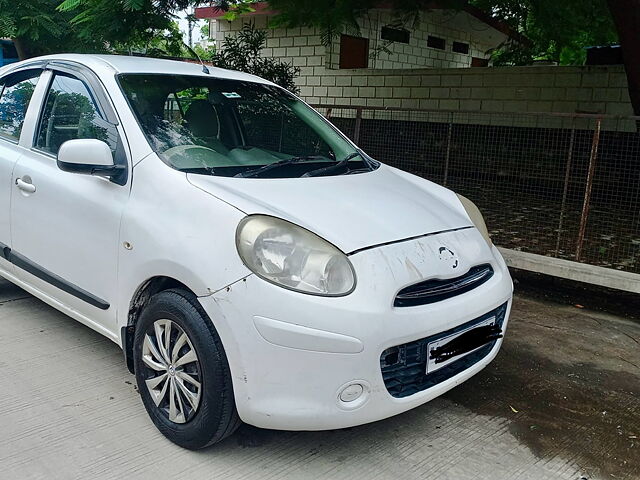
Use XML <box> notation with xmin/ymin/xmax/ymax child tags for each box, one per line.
<box><xmin>118</xmin><ymin>74</ymin><xmax>376</xmax><ymax>178</ymax></box>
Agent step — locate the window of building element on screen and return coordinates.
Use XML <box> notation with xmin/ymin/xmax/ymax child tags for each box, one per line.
<box><xmin>339</xmin><ymin>35</ymin><xmax>369</xmax><ymax>69</ymax></box>
<box><xmin>471</xmin><ymin>57</ymin><xmax>490</xmax><ymax>67</ymax></box>
<box><xmin>452</xmin><ymin>41</ymin><xmax>470</xmax><ymax>55</ymax></box>
<box><xmin>381</xmin><ymin>26</ymin><xmax>410</xmax><ymax>44</ymax></box>
<box><xmin>427</xmin><ymin>35</ymin><xmax>446</xmax><ymax>50</ymax></box>
<box><xmin>0</xmin><ymin>70</ymin><xmax>40</xmax><ymax>142</ymax></box>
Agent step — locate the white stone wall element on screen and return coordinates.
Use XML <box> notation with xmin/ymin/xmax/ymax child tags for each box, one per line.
<box><xmin>215</xmin><ymin>16</ymin><xmax>326</xmax><ymax>79</ymax></box>
<box><xmin>213</xmin><ymin>8</ymin><xmax>504</xmax><ymax>74</ymax></box>
<box><xmin>327</xmin><ymin>9</ymin><xmax>503</xmax><ymax>70</ymax></box>
<box><xmin>212</xmin><ymin>18</ymin><xmax>632</xmax><ymax>117</ymax></box>
<box><xmin>296</xmin><ymin>65</ymin><xmax>633</xmax><ymax>117</ymax></box>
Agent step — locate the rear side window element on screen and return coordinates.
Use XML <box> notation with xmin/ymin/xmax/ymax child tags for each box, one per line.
<box><xmin>36</xmin><ymin>73</ymin><xmax>118</xmax><ymax>155</ymax></box>
<box><xmin>0</xmin><ymin>70</ymin><xmax>40</xmax><ymax>142</ymax></box>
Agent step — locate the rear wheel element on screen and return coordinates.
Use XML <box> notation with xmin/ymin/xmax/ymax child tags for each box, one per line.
<box><xmin>133</xmin><ymin>289</ymin><xmax>240</xmax><ymax>449</ymax></box>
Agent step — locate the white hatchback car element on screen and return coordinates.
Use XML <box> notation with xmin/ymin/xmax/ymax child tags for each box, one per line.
<box><xmin>0</xmin><ymin>54</ymin><xmax>512</xmax><ymax>449</ymax></box>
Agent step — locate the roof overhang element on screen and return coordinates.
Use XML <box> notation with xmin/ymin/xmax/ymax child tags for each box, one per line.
<box><xmin>195</xmin><ymin>2</ymin><xmax>276</xmax><ymax>20</ymax></box>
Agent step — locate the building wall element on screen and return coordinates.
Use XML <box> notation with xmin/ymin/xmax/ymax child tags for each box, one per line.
<box><xmin>327</xmin><ymin>9</ymin><xmax>505</xmax><ymax>70</ymax></box>
<box><xmin>214</xmin><ymin>16</ymin><xmax>327</xmax><ymax>74</ymax></box>
<box><xmin>295</xmin><ymin>65</ymin><xmax>632</xmax><ymax>117</ymax></box>
<box><xmin>212</xmin><ymin>20</ymin><xmax>632</xmax><ymax>117</ymax></box>
<box><xmin>212</xmin><ymin>8</ymin><xmax>505</xmax><ymax>73</ymax></box>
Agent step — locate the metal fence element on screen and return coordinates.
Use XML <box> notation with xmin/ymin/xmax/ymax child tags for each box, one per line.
<box><xmin>313</xmin><ymin>104</ymin><xmax>640</xmax><ymax>277</ymax></box>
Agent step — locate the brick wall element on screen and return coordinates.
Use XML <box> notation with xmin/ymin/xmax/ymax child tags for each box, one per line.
<box><xmin>215</xmin><ymin>16</ymin><xmax>327</xmax><ymax>72</ymax></box>
<box><xmin>213</xmin><ymin>19</ymin><xmax>632</xmax><ymax>117</ymax></box>
<box><xmin>214</xmin><ymin>8</ymin><xmax>503</xmax><ymax>71</ymax></box>
<box><xmin>299</xmin><ymin>65</ymin><xmax>633</xmax><ymax>116</ymax></box>
<box><xmin>326</xmin><ymin>9</ymin><xmax>503</xmax><ymax>70</ymax></box>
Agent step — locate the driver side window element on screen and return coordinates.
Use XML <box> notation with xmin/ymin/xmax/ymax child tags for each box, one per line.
<box><xmin>35</xmin><ymin>73</ymin><xmax>118</xmax><ymax>155</ymax></box>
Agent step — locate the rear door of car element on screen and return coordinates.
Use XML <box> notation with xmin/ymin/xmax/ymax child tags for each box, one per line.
<box><xmin>0</xmin><ymin>68</ymin><xmax>43</xmax><ymax>276</ymax></box>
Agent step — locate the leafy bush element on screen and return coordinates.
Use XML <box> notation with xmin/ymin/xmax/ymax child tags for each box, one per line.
<box><xmin>211</xmin><ymin>23</ymin><xmax>300</xmax><ymax>94</ymax></box>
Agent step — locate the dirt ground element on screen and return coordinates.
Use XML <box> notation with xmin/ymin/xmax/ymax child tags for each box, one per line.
<box><xmin>0</xmin><ymin>275</ymin><xmax>638</xmax><ymax>480</ymax></box>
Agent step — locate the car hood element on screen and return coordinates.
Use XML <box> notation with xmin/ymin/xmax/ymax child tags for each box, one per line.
<box><xmin>187</xmin><ymin>165</ymin><xmax>473</xmax><ymax>253</ymax></box>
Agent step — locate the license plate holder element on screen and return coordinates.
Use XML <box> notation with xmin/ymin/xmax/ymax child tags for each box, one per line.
<box><xmin>426</xmin><ymin>317</ymin><xmax>497</xmax><ymax>374</ymax></box>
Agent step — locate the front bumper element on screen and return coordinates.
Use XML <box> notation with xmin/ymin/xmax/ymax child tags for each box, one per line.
<box><xmin>199</xmin><ymin>228</ymin><xmax>513</xmax><ymax>430</ymax></box>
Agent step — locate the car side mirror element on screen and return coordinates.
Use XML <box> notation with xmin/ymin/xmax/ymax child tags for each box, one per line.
<box><xmin>57</xmin><ymin>139</ymin><xmax>126</xmax><ymax>181</ymax></box>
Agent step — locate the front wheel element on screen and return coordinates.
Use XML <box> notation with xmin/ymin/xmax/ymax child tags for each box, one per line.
<box><xmin>133</xmin><ymin>289</ymin><xmax>240</xmax><ymax>449</ymax></box>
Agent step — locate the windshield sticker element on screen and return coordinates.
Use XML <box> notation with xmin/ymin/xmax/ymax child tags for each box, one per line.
<box><xmin>222</xmin><ymin>92</ymin><xmax>241</xmax><ymax>98</ymax></box>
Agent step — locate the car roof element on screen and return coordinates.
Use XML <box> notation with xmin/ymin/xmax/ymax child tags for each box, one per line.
<box><xmin>2</xmin><ymin>53</ymin><xmax>273</xmax><ymax>85</ymax></box>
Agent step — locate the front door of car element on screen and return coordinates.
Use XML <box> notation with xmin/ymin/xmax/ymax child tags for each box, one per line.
<box><xmin>10</xmin><ymin>66</ymin><xmax>130</xmax><ymax>334</ymax></box>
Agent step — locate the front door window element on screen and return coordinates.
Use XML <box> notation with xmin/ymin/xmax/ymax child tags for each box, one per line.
<box><xmin>35</xmin><ymin>73</ymin><xmax>117</xmax><ymax>155</ymax></box>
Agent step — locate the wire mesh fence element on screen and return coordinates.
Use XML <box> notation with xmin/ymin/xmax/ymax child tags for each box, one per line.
<box><xmin>313</xmin><ymin>104</ymin><xmax>640</xmax><ymax>275</ymax></box>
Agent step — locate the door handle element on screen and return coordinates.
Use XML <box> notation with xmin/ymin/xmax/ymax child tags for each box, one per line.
<box><xmin>16</xmin><ymin>177</ymin><xmax>36</xmax><ymax>194</ymax></box>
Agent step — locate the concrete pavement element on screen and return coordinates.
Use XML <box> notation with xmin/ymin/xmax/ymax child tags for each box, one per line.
<box><xmin>0</xmin><ymin>277</ymin><xmax>638</xmax><ymax>480</ymax></box>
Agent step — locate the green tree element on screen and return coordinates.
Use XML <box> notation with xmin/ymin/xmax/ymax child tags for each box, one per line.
<box><xmin>118</xmin><ymin>20</ymin><xmax>188</xmax><ymax>58</ymax></box>
<box><xmin>470</xmin><ymin>0</ymin><xmax>617</xmax><ymax>65</ymax></box>
<box><xmin>193</xmin><ymin>43</ymin><xmax>217</xmax><ymax>62</ymax></box>
<box><xmin>200</xmin><ymin>21</ymin><xmax>210</xmax><ymax>40</ymax></box>
<box><xmin>0</xmin><ymin>0</ymin><xmax>196</xmax><ymax>59</ymax></box>
<box><xmin>0</xmin><ymin>0</ymin><xmax>103</xmax><ymax>58</ymax></box>
<box><xmin>56</xmin><ymin>0</ymin><xmax>193</xmax><ymax>53</ymax></box>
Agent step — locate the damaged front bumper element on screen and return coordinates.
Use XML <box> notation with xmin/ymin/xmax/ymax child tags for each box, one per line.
<box><xmin>198</xmin><ymin>227</ymin><xmax>513</xmax><ymax>431</ymax></box>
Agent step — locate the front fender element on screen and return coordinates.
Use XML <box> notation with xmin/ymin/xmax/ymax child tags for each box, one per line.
<box><xmin>116</xmin><ymin>155</ymin><xmax>251</xmax><ymax>330</ymax></box>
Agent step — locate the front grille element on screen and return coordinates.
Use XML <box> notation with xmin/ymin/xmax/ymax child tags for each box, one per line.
<box><xmin>394</xmin><ymin>264</ymin><xmax>494</xmax><ymax>307</ymax></box>
<box><xmin>380</xmin><ymin>302</ymin><xmax>508</xmax><ymax>398</ymax></box>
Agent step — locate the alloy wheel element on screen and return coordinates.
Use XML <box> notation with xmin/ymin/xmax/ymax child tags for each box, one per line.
<box><xmin>141</xmin><ymin>319</ymin><xmax>202</xmax><ymax>423</ymax></box>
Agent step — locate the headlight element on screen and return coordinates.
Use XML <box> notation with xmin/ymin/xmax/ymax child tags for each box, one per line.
<box><xmin>456</xmin><ymin>194</ymin><xmax>492</xmax><ymax>246</ymax></box>
<box><xmin>236</xmin><ymin>215</ymin><xmax>356</xmax><ymax>296</ymax></box>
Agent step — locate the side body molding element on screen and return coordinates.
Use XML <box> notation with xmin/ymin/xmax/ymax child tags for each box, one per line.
<box><xmin>0</xmin><ymin>241</ymin><xmax>109</xmax><ymax>310</ymax></box>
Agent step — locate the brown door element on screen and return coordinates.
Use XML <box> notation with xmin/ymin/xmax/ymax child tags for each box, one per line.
<box><xmin>339</xmin><ymin>35</ymin><xmax>369</xmax><ymax>69</ymax></box>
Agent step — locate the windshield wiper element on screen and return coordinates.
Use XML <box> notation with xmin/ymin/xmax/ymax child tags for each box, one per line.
<box><xmin>301</xmin><ymin>152</ymin><xmax>364</xmax><ymax>178</ymax></box>
<box><xmin>234</xmin><ymin>155</ymin><xmax>327</xmax><ymax>178</ymax></box>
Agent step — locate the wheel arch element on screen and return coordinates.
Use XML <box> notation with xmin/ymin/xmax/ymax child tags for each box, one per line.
<box><xmin>121</xmin><ymin>276</ymin><xmax>195</xmax><ymax>374</ymax></box>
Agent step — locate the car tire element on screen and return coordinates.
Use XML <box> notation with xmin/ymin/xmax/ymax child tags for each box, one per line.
<box><xmin>133</xmin><ymin>288</ymin><xmax>241</xmax><ymax>449</ymax></box>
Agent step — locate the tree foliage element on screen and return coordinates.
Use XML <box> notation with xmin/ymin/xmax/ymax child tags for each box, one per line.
<box><xmin>267</xmin><ymin>0</ymin><xmax>371</xmax><ymax>45</ymax></box>
<box><xmin>213</xmin><ymin>0</ymin><xmax>258</xmax><ymax>21</ymax></box>
<box><xmin>56</xmin><ymin>0</ymin><xmax>192</xmax><ymax>50</ymax></box>
<box><xmin>0</xmin><ymin>0</ymin><xmax>103</xmax><ymax>58</ymax></box>
<box><xmin>472</xmin><ymin>0</ymin><xmax>617</xmax><ymax>65</ymax></box>
<box><xmin>0</xmin><ymin>0</ymin><xmax>196</xmax><ymax>59</ymax></box>
<box><xmin>118</xmin><ymin>20</ymin><xmax>188</xmax><ymax>57</ymax></box>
